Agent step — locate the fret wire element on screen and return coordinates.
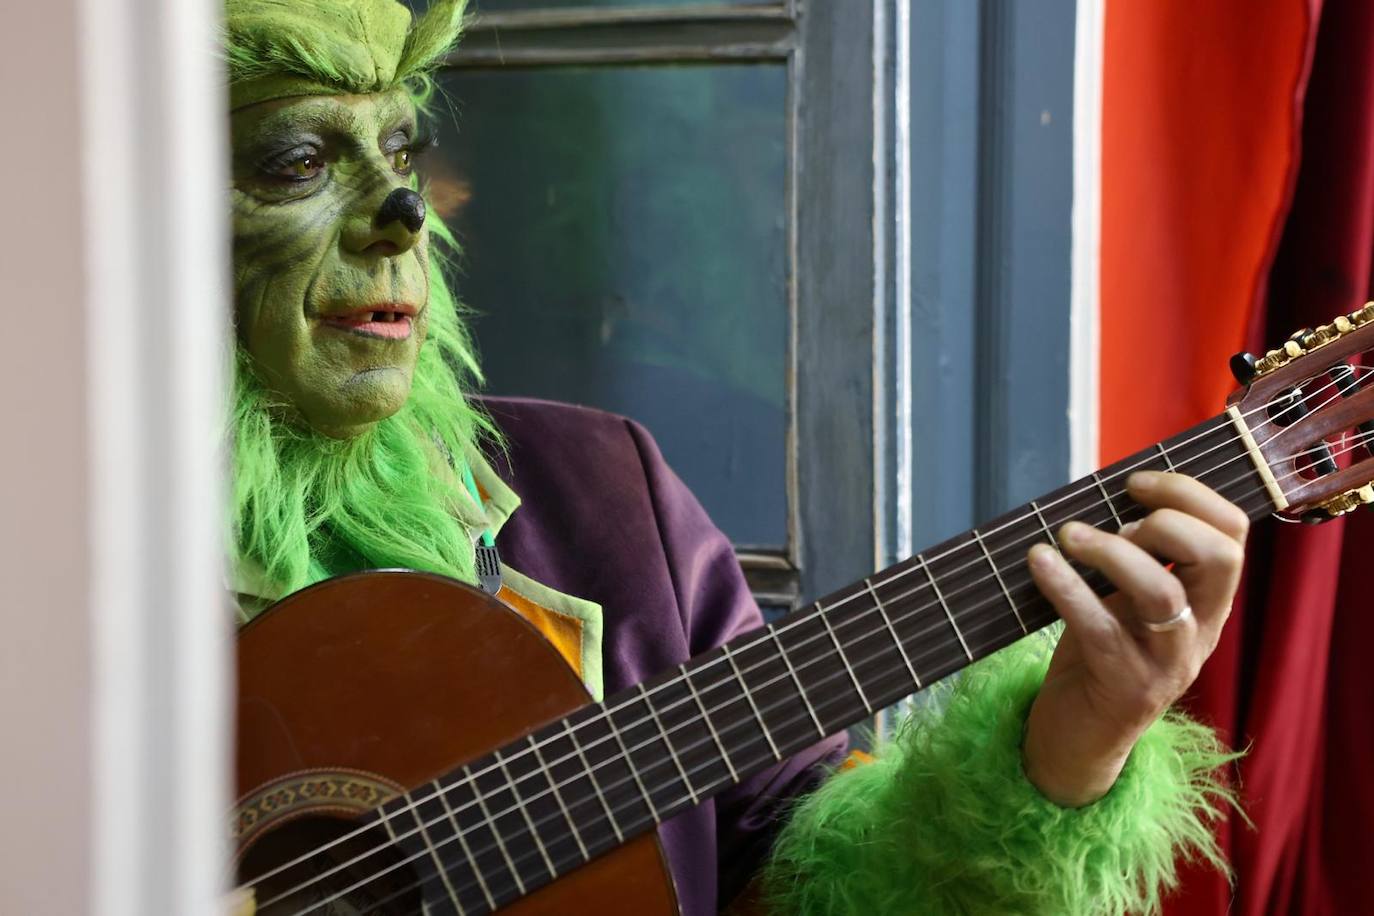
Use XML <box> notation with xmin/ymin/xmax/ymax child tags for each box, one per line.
<box><xmin>562</xmin><ymin>720</ymin><xmax>623</xmax><ymax>843</ymax></box>
<box><xmin>969</xmin><ymin>531</ymin><xmax>1027</xmax><ymax>634</ymax></box>
<box><xmin>863</xmin><ymin>577</ymin><xmax>922</xmax><ymax>689</ymax></box>
<box><xmin>392</xmin><ymin>431</ymin><xmax>1291</xmax><ymax>911</ymax></box>
<box><xmin>721</xmin><ymin>643</ymin><xmax>781</xmax><ymax>760</ymax></box>
<box><xmin>278</xmin><ymin>420</ymin><xmax>1286</xmax><ymax>911</ymax></box>
<box><xmin>1092</xmin><ymin>472</ymin><xmax>1124</xmax><ymax>529</ymax></box>
<box><xmin>1029</xmin><ymin>500</ymin><xmax>1063</xmax><ymax>554</ymax></box>
<box><xmin>495</xmin><ymin>748</ymin><xmax>556</xmax><ymax>880</ymax></box>
<box><xmin>398</xmin><ymin>450</ymin><xmax>1275</xmax><ymax>911</ymax></box>
<box><xmin>435</xmin><ymin>779</ymin><xmax>497</xmax><ymax>912</ymax></box>
<box><xmin>525</xmin><ymin>735</ymin><xmax>588</xmax><ymax>864</ymax></box>
<box><xmin>398</xmin><ymin>792</ymin><xmax>465</xmax><ymax>910</ymax></box>
<box><xmin>817</xmin><ymin>602</ymin><xmax>873</xmax><ymax>714</ymax></box>
<box><xmin>602</xmin><ymin>711</ymin><xmax>661</xmax><ymax>824</ymax></box>
<box><xmin>368</xmin><ymin>431</ymin><xmax>1286</xmax><ymax>900</ymax></box>
<box><xmin>767</xmin><ymin>625</ymin><xmax>825</xmax><ymax>737</ymax></box>
<box><xmin>916</xmin><ymin>554</ymin><xmax>973</xmax><ymax>661</ymax></box>
<box><xmin>466</xmin><ymin>764</ymin><xmax>526</xmax><ymax>896</ymax></box>
<box><xmin>637</xmin><ymin>684</ymin><xmax>698</xmax><ymax>806</ymax></box>
<box><xmin>680</xmin><ymin>663</ymin><xmax>741</xmax><ymax>782</ymax></box>
<box><xmin>409</xmin><ymin>420</ymin><xmax>1238</xmax><ymax>866</ymax></box>
<box><xmin>1157</xmin><ymin>441</ymin><xmax>1178</xmax><ymax>471</ymax></box>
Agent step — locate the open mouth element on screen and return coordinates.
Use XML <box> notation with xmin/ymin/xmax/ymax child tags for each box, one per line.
<box><xmin>320</xmin><ymin>306</ymin><xmax>417</xmax><ymax>340</ymax></box>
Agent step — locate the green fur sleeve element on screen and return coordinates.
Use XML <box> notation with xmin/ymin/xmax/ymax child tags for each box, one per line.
<box><xmin>760</xmin><ymin>635</ymin><xmax>1237</xmax><ymax>915</ymax></box>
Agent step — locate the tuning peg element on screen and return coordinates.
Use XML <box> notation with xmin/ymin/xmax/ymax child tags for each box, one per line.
<box><xmin>1230</xmin><ymin>352</ymin><xmax>1258</xmax><ymax>385</ymax></box>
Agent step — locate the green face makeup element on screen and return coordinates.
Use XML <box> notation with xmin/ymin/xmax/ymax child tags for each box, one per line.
<box><xmin>231</xmin><ymin>89</ymin><xmax>432</xmax><ymax>438</ymax></box>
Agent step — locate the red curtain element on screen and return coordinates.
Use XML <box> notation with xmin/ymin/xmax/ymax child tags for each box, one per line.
<box><xmin>1254</xmin><ymin>0</ymin><xmax>1374</xmax><ymax>909</ymax></box>
<box><xmin>1102</xmin><ymin>0</ymin><xmax>1374</xmax><ymax>912</ymax></box>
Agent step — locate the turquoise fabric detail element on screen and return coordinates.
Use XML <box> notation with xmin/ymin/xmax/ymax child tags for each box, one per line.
<box><xmin>460</xmin><ymin>461</ymin><xmax>496</xmax><ymax>548</ymax></box>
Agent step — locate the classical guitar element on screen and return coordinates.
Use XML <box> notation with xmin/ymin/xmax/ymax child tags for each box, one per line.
<box><xmin>234</xmin><ymin>308</ymin><xmax>1374</xmax><ymax>915</ymax></box>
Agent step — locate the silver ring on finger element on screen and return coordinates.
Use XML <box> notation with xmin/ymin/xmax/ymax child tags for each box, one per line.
<box><xmin>1139</xmin><ymin>604</ymin><xmax>1194</xmax><ymax>633</ymax></box>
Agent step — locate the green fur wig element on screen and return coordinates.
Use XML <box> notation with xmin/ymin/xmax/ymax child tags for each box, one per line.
<box><xmin>226</xmin><ymin>0</ymin><xmax>494</xmax><ymax>605</ymax></box>
<box><xmin>762</xmin><ymin>632</ymin><xmax>1238</xmax><ymax>915</ymax></box>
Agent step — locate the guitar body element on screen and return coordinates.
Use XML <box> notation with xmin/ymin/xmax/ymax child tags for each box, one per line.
<box><xmin>234</xmin><ymin>571</ymin><xmax>679</xmax><ymax>915</ymax></box>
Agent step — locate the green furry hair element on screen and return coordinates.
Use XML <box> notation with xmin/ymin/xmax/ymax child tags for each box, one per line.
<box><xmin>226</xmin><ymin>0</ymin><xmax>495</xmax><ymax>608</ymax></box>
<box><xmin>224</xmin><ymin>0</ymin><xmax>468</xmax><ymax>107</ymax></box>
<box><xmin>762</xmin><ymin>633</ymin><xmax>1239</xmax><ymax>915</ymax></box>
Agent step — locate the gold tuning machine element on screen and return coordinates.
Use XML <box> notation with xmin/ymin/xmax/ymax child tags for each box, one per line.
<box><xmin>1304</xmin><ymin>484</ymin><xmax>1374</xmax><ymax>524</ymax></box>
<box><xmin>1232</xmin><ymin>302</ymin><xmax>1374</xmax><ymax>384</ymax></box>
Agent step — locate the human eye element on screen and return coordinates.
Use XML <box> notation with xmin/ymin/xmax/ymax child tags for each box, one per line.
<box><xmin>259</xmin><ymin>144</ymin><xmax>326</xmax><ymax>183</ymax></box>
<box><xmin>385</xmin><ymin>131</ymin><xmax>436</xmax><ymax>178</ymax></box>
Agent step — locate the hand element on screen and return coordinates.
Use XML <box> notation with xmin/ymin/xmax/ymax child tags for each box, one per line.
<box><xmin>1021</xmin><ymin>471</ymin><xmax>1248</xmax><ymax>807</ymax></box>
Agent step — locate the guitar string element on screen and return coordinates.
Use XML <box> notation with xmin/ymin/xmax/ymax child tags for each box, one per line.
<box><xmin>355</xmin><ymin>450</ymin><xmax>1348</xmax><ymax>916</ymax></box>
<box><xmin>250</xmin><ymin>366</ymin><xmax>1370</xmax><ymax>907</ymax></box>
<box><xmin>310</xmin><ymin>415</ymin><xmax>1374</xmax><ymax>916</ymax></box>
<box><xmin>367</xmin><ymin>437</ymin><xmax>1366</xmax><ymax>916</ymax></box>
<box><xmin>272</xmin><ymin>377</ymin><xmax>1374</xmax><ymax>913</ymax></box>
<box><xmin>243</xmin><ymin>367</ymin><xmax>1363</xmax><ymax>895</ymax></box>
<box><xmin>243</xmin><ymin>366</ymin><xmax>1361</xmax><ymax>898</ymax></box>
<box><xmin>278</xmin><ymin>416</ymin><xmax>1374</xmax><ymax>914</ymax></box>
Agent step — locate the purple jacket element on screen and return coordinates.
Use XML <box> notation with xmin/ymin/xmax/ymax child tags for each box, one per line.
<box><xmin>481</xmin><ymin>396</ymin><xmax>849</xmax><ymax>915</ymax></box>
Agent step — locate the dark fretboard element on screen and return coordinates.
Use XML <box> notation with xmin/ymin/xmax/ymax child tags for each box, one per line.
<box><xmin>363</xmin><ymin>410</ymin><xmax>1276</xmax><ymax>914</ymax></box>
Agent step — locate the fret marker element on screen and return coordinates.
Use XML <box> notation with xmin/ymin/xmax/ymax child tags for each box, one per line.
<box><xmin>435</xmin><ymin>778</ymin><xmax>497</xmax><ymax>912</ymax></box>
<box><xmin>563</xmin><ymin>721</ymin><xmax>623</xmax><ymax>843</ymax></box>
<box><xmin>466</xmin><ymin>763</ymin><xmax>527</xmax><ymax>895</ymax></box>
<box><xmin>603</xmin><ymin>710</ymin><xmax>661</xmax><ymax>824</ymax></box>
<box><xmin>865</xmin><ymin>577</ymin><xmax>923</xmax><ymax>689</ymax></box>
<box><xmin>767</xmin><ymin>626</ymin><xmax>826</xmax><ymax>737</ymax></box>
<box><xmin>527</xmin><ymin>735</ymin><xmax>589</xmax><ymax>863</ymax></box>
<box><xmin>918</xmin><ymin>555</ymin><xmax>974</xmax><ymax>661</ymax></box>
<box><xmin>638</xmin><ymin>684</ymin><xmax>698</xmax><ymax>806</ymax></box>
<box><xmin>969</xmin><ymin>532</ymin><xmax>1027</xmax><ymax>634</ymax></box>
<box><xmin>1156</xmin><ymin>442</ymin><xmax>1178</xmax><ymax>472</ymax></box>
<box><xmin>722</xmin><ymin>643</ymin><xmax>781</xmax><ymax>760</ymax></box>
<box><xmin>817</xmin><ymin>601</ymin><xmax>873</xmax><ymax>714</ymax></box>
<box><xmin>1030</xmin><ymin>500</ymin><xmax>1064</xmax><ymax>556</ymax></box>
<box><xmin>680</xmin><ymin>663</ymin><xmax>742</xmax><ymax>783</ymax></box>
<box><xmin>1093</xmin><ymin>472</ymin><xmax>1125</xmax><ymax>530</ymax></box>
<box><xmin>391</xmin><ymin>795</ymin><xmax>465</xmax><ymax>911</ymax></box>
<box><xmin>495</xmin><ymin>748</ymin><xmax>556</xmax><ymax>878</ymax></box>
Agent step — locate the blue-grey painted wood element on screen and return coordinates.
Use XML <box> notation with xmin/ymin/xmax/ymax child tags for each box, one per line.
<box><xmin>905</xmin><ymin>0</ymin><xmax>984</xmax><ymax>552</ymax></box>
<box><xmin>974</xmin><ymin>0</ymin><xmax>1076</xmax><ymax>517</ymax></box>
<box><xmin>900</xmin><ymin>0</ymin><xmax>1076</xmax><ymax>564</ymax></box>
<box><xmin>794</xmin><ymin>0</ymin><xmax>880</xmax><ymax>603</ymax></box>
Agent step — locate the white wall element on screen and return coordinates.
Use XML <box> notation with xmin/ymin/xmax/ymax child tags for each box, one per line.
<box><xmin>0</xmin><ymin>1</ymin><xmax>229</xmax><ymax>912</ymax></box>
<box><xmin>0</xmin><ymin>2</ymin><xmax>93</xmax><ymax>912</ymax></box>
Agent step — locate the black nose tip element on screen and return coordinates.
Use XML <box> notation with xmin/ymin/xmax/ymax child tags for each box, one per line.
<box><xmin>378</xmin><ymin>187</ymin><xmax>426</xmax><ymax>233</ymax></box>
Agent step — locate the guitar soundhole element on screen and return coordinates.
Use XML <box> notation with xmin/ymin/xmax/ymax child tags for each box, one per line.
<box><xmin>238</xmin><ymin>815</ymin><xmax>422</xmax><ymax>915</ymax></box>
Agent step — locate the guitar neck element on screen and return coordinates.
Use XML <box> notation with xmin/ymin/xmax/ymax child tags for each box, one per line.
<box><xmin>380</xmin><ymin>409</ymin><xmax>1277</xmax><ymax>911</ymax></box>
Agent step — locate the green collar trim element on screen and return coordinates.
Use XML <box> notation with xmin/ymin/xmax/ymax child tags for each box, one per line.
<box><xmin>231</xmin><ymin>445</ymin><xmax>605</xmax><ymax>701</ymax></box>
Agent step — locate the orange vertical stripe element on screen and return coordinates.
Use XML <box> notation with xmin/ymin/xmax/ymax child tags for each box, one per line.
<box><xmin>1100</xmin><ymin>0</ymin><xmax>1316</xmax><ymax>463</ymax></box>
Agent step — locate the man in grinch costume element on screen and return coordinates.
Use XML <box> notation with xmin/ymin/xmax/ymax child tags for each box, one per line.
<box><xmin>226</xmin><ymin>1</ymin><xmax>1251</xmax><ymax>913</ymax></box>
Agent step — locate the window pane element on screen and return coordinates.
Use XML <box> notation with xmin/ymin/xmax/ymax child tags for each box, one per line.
<box><xmin>427</xmin><ymin>64</ymin><xmax>789</xmax><ymax>548</ymax></box>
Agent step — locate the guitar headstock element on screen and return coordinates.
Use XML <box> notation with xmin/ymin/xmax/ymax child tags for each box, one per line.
<box><xmin>1229</xmin><ymin>302</ymin><xmax>1374</xmax><ymax>522</ymax></box>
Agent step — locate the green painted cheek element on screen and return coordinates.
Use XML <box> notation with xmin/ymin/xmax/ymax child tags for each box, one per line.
<box><xmin>231</xmin><ymin>180</ymin><xmax>431</xmax><ymax>438</ymax></box>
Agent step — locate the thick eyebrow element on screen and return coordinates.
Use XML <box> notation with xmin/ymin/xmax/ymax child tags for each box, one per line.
<box><xmin>241</xmin><ymin>105</ymin><xmax>362</xmax><ymax>153</ymax></box>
